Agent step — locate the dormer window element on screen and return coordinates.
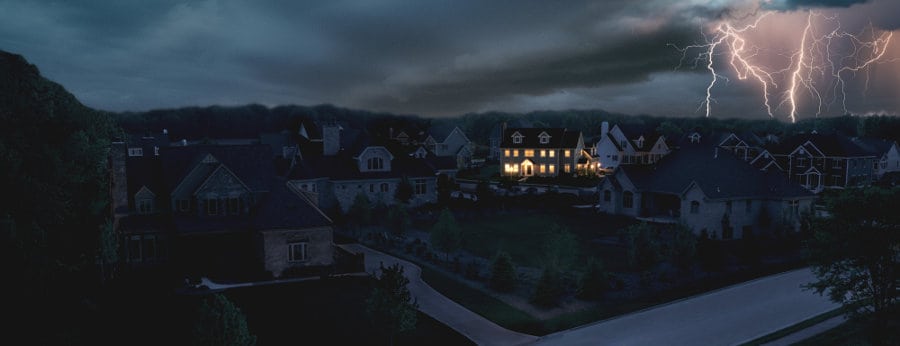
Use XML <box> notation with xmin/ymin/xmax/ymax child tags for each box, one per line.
<box><xmin>636</xmin><ymin>136</ymin><xmax>644</xmax><ymax>149</ymax></box>
<box><xmin>690</xmin><ymin>133</ymin><xmax>701</xmax><ymax>144</ymax></box>
<box><xmin>512</xmin><ymin>132</ymin><xmax>524</xmax><ymax>144</ymax></box>
<box><xmin>367</xmin><ymin>157</ymin><xmax>384</xmax><ymax>170</ymax></box>
<box><xmin>154</xmin><ymin>146</ymin><xmax>160</xmax><ymax>156</ymax></box>
<box><xmin>137</xmin><ymin>198</ymin><xmax>154</xmax><ymax>214</ymax></box>
<box><xmin>538</xmin><ymin>132</ymin><xmax>551</xmax><ymax>144</ymax></box>
<box><xmin>128</xmin><ymin>148</ymin><xmax>143</xmax><ymax>157</ymax></box>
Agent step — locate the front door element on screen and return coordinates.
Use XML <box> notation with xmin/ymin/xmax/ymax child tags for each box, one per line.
<box><xmin>522</xmin><ymin>160</ymin><xmax>534</xmax><ymax>177</ymax></box>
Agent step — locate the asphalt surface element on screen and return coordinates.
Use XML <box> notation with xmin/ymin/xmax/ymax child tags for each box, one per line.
<box><xmin>532</xmin><ymin>268</ymin><xmax>838</xmax><ymax>346</ymax></box>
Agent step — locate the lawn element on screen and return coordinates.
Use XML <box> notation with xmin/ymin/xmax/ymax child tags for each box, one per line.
<box><xmin>459</xmin><ymin>211</ymin><xmax>635</xmax><ymax>270</ymax></box>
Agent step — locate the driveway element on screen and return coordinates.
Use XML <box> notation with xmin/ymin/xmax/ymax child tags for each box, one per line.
<box><xmin>338</xmin><ymin>244</ymin><xmax>539</xmax><ymax>346</ymax></box>
<box><xmin>532</xmin><ymin>268</ymin><xmax>838</xmax><ymax>346</ymax></box>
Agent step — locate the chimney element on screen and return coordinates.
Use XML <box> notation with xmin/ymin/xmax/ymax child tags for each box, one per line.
<box><xmin>714</xmin><ymin>147</ymin><xmax>718</xmax><ymax>158</ymax></box>
<box><xmin>601</xmin><ymin>121</ymin><xmax>609</xmax><ymax>138</ymax></box>
<box><xmin>501</xmin><ymin>121</ymin><xmax>507</xmax><ymax>138</ymax></box>
<box><xmin>389</xmin><ymin>127</ymin><xmax>394</xmax><ymax>139</ymax></box>
<box><xmin>162</xmin><ymin>128</ymin><xmax>168</xmax><ymax>135</ymax></box>
<box><xmin>109</xmin><ymin>142</ymin><xmax>128</xmax><ymax>214</ymax></box>
<box><xmin>323</xmin><ymin>122</ymin><xmax>342</xmax><ymax>156</ymax></box>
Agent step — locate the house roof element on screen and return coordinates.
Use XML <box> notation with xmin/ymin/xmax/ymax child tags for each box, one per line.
<box><xmin>766</xmin><ymin>133</ymin><xmax>873</xmax><ymax>157</ymax></box>
<box><xmin>851</xmin><ymin>137</ymin><xmax>896</xmax><ymax>156</ymax></box>
<box><xmin>253</xmin><ymin>179</ymin><xmax>332</xmax><ymax>230</ymax></box>
<box><xmin>160</xmin><ymin>144</ymin><xmax>275</xmax><ymax>194</ymax></box>
<box><xmin>619</xmin><ymin>142</ymin><xmax>814</xmax><ymax>200</ymax></box>
<box><xmin>286</xmin><ymin>152</ymin><xmax>439</xmax><ymax>181</ymax></box>
<box><xmin>500</xmin><ymin>128</ymin><xmax>581</xmax><ymax>148</ymax></box>
<box><xmin>427</xmin><ymin>124</ymin><xmax>458</xmax><ymax>142</ymax></box>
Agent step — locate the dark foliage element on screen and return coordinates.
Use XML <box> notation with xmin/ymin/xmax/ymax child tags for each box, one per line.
<box><xmin>490</xmin><ymin>250</ymin><xmax>517</xmax><ymax>292</ymax></box>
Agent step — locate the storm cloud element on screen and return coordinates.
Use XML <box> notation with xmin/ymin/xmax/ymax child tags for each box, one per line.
<box><xmin>0</xmin><ymin>0</ymin><xmax>898</xmax><ymax>119</ymax></box>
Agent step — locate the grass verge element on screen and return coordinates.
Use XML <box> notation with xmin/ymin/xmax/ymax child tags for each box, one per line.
<box><xmin>737</xmin><ymin>307</ymin><xmax>845</xmax><ymax>346</ymax></box>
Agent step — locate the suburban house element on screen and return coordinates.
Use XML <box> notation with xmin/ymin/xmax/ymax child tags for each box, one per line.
<box><xmin>423</xmin><ymin>124</ymin><xmax>474</xmax><ymax>169</ymax></box>
<box><xmin>765</xmin><ymin>133</ymin><xmax>877</xmax><ymax>192</ymax></box>
<box><xmin>499</xmin><ymin>127</ymin><xmax>593</xmax><ymax>177</ymax></box>
<box><xmin>594</xmin><ymin>122</ymin><xmax>670</xmax><ymax>172</ymax></box>
<box><xmin>286</xmin><ymin>122</ymin><xmax>453</xmax><ymax>213</ymax></box>
<box><xmin>852</xmin><ymin>137</ymin><xmax>900</xmax><ymax>178</ymax></box>
<box><xmin>716</xmin><ymin>132</ymin><xmax>767</xmax><ymax>162</ymax></box>
<box><xmin>110</xmin><ymin>139</ymin><xmax>336</xmax><ymax>279</ymax></box>
<box><xmin>598</xmin><ymin>139</ymin><xmax>817</xmax><ymax>239</ymax></box>
<box><xmin>488</xmin><ymin>119</ymin><xmax>533</xmax><ymax>161</ymax></box>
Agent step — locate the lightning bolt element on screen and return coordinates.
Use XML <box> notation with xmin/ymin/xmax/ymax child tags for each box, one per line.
<box><xmin>673</xmin><ymin>8</ymin><xmax>897</xmax><ymax>123</ymax></box>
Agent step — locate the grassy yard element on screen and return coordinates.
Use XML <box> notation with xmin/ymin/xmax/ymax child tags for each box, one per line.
<box><xmin>793</xmin><ymin>316</ymin><xmax>899</xmax><ymax>346</ymax></box>
<box><xmin>459</xmin><ymin>211</ymin><xmax>635</xmax><ymax>270</ymax></box>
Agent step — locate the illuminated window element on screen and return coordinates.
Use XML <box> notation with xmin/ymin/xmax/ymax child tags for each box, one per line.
<box><xmin>564</xmin><ymin>164</ymin><xmax>571</xmax><ymax>173</ymax></box>
<box><xmin>504</xmin><ymin>149</ymin><xmax>510</xmax><ymax>157</ymax></box>
<box><xmin>549</xmin><ymin>165</ymin><xmax>555</xmax><ymax>174</ymax></box>
<box><xmin>564</xmin><ymin>150</ymin><xmax>571</xmax><ymax>157</ymax></box>
<box><xmin>623</xmin><ymin>191</ymin><xmax>633</xmax><ymax>208</ymax></box>
<box><xmin>525</xmin><ymin>150</ymin><xmax>534</xmax><ymax>157</ymax></box>
<box><xmin>540</xmin><ymin>150</ymin><xmax>546</xmax><ymax>157</ymax></box>
<box><xmin>288</xmin><ymin>242</ymin><xmax>308</xmax><ymax>262</ymax></box>
<box><xmin>549</xmin><ymin>150</ymin><xmax>555</xmax><ymax>157</ymax></box>
<box><xmin>540</xmin><ymin>164</ymin><xmax>546</xmax><ymax>173</ymax></box>
<box><xmin>514</xmin><ymin>150</ymin><xmax>519</xmax><ymax>157</ymax></box>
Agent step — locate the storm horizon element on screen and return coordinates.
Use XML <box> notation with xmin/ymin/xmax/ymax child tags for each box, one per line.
<box><xmin>2</xmin><ymin>0</ymin><xmax>899</xmax><ymax>121</ymax></box>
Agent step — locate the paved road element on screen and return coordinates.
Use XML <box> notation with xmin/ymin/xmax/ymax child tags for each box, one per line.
<box><xmin>533</xmin><ymin>268</ymin><xmax>838</xmax><ymax>346</ymax></box>
<box><xmin>339</xmin><ymin>244</ymin><xmax>539</xmax><ymax>346</ymax></box>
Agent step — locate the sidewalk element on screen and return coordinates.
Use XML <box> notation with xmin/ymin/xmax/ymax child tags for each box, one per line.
<box><xmin>339</xmin><ymin>243</ymin><xmax>539</xmax><ymax>346</ymax></box>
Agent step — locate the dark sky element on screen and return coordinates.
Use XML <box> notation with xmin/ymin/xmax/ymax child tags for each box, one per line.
<box><xmin>2</xmin><ymin>0</ymin><xmax>898</xmax><ymax>121</ymax></box>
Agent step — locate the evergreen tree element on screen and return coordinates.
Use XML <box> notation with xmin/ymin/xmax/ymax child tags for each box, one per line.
<box><xmin>429</xmin><ymin>208</ymin><xmax>461</xmax><ymax>263</ymax></box>
<box><xmin>532</xmin><ymin>265</ymin><xmax>565</xmax><ymax>307</ymax></box>
<box><xmin>578</xmin><ymin>258</ymin><xmax>608</xmax><ymax>300</ymax></box>
<box><xmin>386</xmin><ymin>204</ymin><xmax>411</xmax><ymax>238</ymax></box>
<box><xmin>621</xmin><ymin>222</ymin><xmax>661</xmax><ymax>271</ymax></box>
<box><xmin>347</xmin><ymin>192</ymin><xmax>372</xmax><ymax>229</ymax></box>
<box><xmin>366</xmin><ymin>263</ymin><xmax>418</xmax><ymax>346</ymax></box>
<box><xmin>490</xmin><ymin>250</ymin><xmax>517</xmax><ymax>292</ymax></box>
<box><xmin>395</xmin><ymin>176</ymin><xmax>414</xmax><ymax>203</ymax></box>
<box><xmin>192</xmin><ymin>294</ymin><xmax>257</xmax><ymax>346</ymax></box>
<box><xmin>671</xmin><ymin>223</ymin><xmax>697</xmax><ymax>273</ymax></box>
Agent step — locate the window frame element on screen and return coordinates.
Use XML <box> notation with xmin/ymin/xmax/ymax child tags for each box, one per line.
<box><xmin>288</xmin><ymin>242</ymin><xmax>309</xmax><ymax>262</ymax></box>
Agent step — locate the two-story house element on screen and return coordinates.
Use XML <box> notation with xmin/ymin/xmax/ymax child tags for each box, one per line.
<box><xmin>111</xmin><ymin>141</ymin><xmax>335</xmax><ymax>279</ymax></box>
<box><xmin>500</xmin><ymin>127</ymin><xmax>592</xmax><ymax>177</ymax></box>
<box><xmin>852</xmin><ymin>137</ymin><xmax>900</xmax><ymax>178</ymax></box>
<box><xmin>597</xmin><ymin>140</ymin><xmax>816</xmax><ymax>239</ymax></box>
<box><xmin>594</xmin><ymin>122</ymin><xmax>670</xmax><ymax>172</ymax></box>
<box><xmin>423</xmin><ymin>124</ymin><xmax>473</xmax><ymax>169</ymax></box>
<box><xmin>766</xmin><ymin>133</ymin><xmax>876</xmax><ymax>192</ymax></box>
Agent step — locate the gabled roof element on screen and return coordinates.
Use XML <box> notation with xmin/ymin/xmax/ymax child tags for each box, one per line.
<box><xmin>851</xmin><ymin>137</ymin><xmax>897</xmax><ymax>157</ymax></box>
<box><xmin>500</xmin><ymin>128</ymin><xmax>581</xmax><ymax>148</ymax></box>
<box><xmin>618</xmin><ymin>142</ymin><xmax>814</xmax><ymax>200</ymax></box>
<box><xmin>254</xmin><ymin>179</ymin><xmax>332</xmax><ymax>230</ymax></box>
<box><xmin>766</xmin><ymin>133</ymin><xmax>873</xmax><ymax>157</ymax></box>
<box><xmin>160</xmin><ymin>144</ymin><xmax>274</xmax><ymax>194</ymax></box>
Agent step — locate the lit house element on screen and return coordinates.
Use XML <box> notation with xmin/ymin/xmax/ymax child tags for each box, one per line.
<box><xmin>500</xmin><ymin>127</ymin><xmax>592</xmax><ymax>177</ymax></box>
